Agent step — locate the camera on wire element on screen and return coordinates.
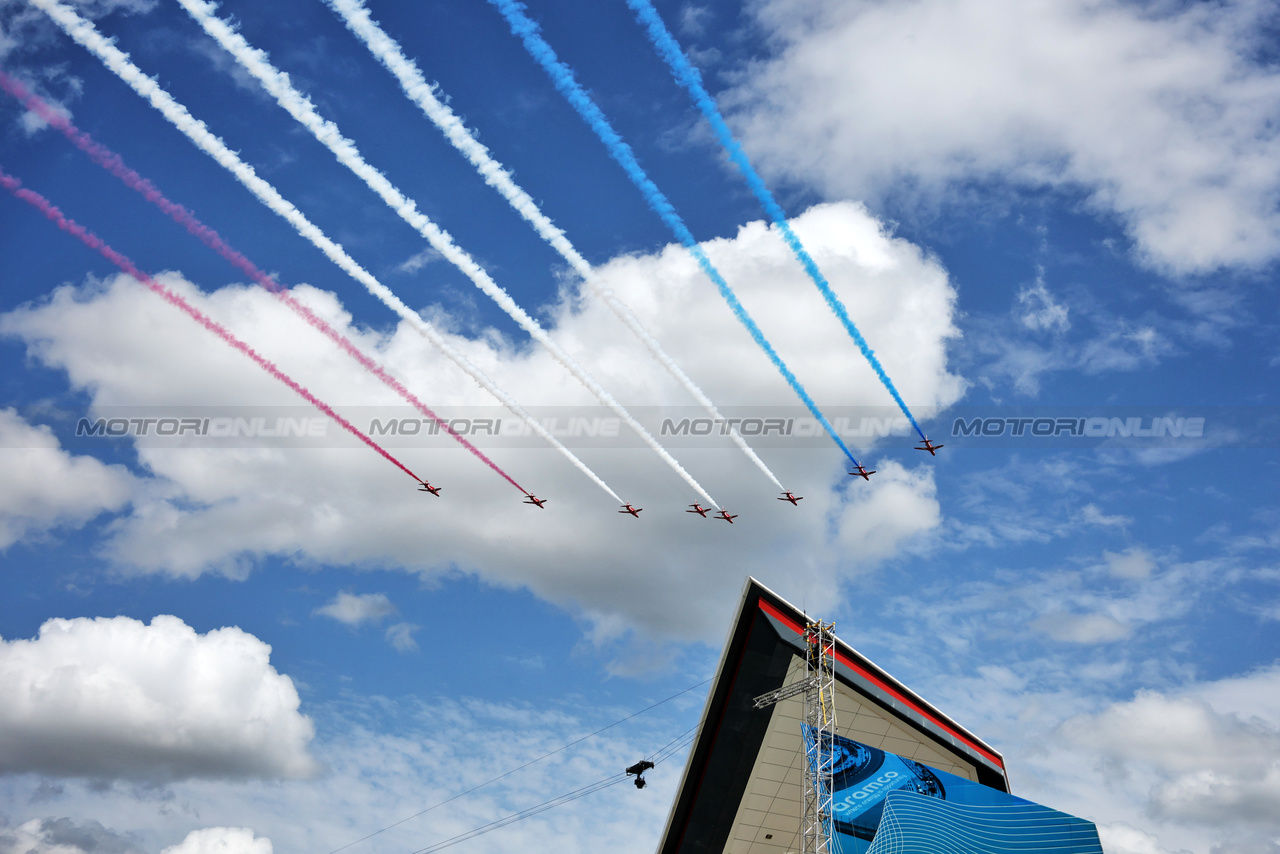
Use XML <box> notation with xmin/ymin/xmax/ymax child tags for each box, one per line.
<box><xmin>626</xmin><ymin>759</ymin><xmax>655</xmax><ymax>789</ymax></box>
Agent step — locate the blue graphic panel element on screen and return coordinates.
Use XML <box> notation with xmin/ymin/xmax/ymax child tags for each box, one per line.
<box><xmin>822</xmin><ymin>733</ymin><xmax>1102</xmax><ymax>854</ymax></box>
<box><xmin>865</xmin><ymin>790</ymin><xmax>1104</xmax><ymax>854</ymax></box>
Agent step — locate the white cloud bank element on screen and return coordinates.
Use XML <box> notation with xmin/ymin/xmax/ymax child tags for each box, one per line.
<box><xmin>729</xmin><ymin>0</ymin><xmax>1280</xmax><ymax>274</ymax></box>
<box><xmin>0</xmin><ymin>201</ymin><xmax>961</xmax><ymax>642</ymax></box>
<box><xmin>0</xmin><ymin>691</ymin><xmax>692</xmax><ymax>854</ymax></box>
<box><xmin>1062</xmin><ymin>668</ymin><xmax>1280</xmax><ymax>829</ymax></box>
<box><xmin>0</xmin><ymin>615</ymin><xmax>318</xmax><ymax>782</ymax></box>
<box><xmin>0</xmin><ymin>407</ymin><xmax>135</xmax><ymax>548</ymax></box>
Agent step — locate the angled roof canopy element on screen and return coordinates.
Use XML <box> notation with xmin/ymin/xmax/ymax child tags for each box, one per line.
<box><xmin>658</xmin><ymin>577</ymin><xmax>1008</xmax><ymax>854</ymax></box>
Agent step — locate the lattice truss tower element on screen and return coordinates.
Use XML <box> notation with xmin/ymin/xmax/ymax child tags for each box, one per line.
<box><xmin>752</xmin><ymin>620</ymin><xmax>838</xmax><ymax>854</ymax></box>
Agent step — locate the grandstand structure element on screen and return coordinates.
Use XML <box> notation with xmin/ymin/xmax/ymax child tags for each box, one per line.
<box><xmin>657</xmin><ymin>578</ymin><xmax>1102</xmax><ymax>854</ymax></box>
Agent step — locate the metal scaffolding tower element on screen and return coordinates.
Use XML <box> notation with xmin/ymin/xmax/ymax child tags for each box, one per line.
<box><xmin>753</xmin><ymin>620</ymin><xmax>838</xmax><ymax>854</ymax></box>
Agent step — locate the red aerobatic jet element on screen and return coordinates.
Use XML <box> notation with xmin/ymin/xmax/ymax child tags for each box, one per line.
<box><xmin>715</xmin><ymin>510</ymin><xmax>738</xmax><ymax>524</ymax></box>
<box><xmin>915</xmin><ymin>437</ymin><xmax>944</xmax><ymax>456</ymax></box>
<box><xmin>417</xmin><ymin>481</ymin><xmax>442</xmax><ymax>496</ymax></box>
<box><xmin>619</xmin><ymin>503</ymin><xmax>643</xmax><ymax>517</ymax></box>
<box><xmin>687</xmin><ymin>503</ymin><xmax>710</xmax><ymax>517</ymax></box>
<box><xmin>778</xmin><ymin>492</ymin><xmax>803</xmax><ymax>505</ymax></box>
<box><xmin>848</xmin><ymin>464</ymin><xmax>876</xmax><ymax>481</ymax></box>
<box><xmin>523</xmin><ymin>495</ymin><xmax>548</xmax><ymax>508</ymax></box>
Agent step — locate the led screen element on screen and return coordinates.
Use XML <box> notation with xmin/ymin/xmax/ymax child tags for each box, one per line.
<box><xmin>823</xmin><ymin>733</ymin><xmax>1101</xmax><ymax>854</ymax></box>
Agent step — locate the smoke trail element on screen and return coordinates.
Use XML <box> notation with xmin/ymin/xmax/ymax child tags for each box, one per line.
<box><xmin>322</xmin><ymin>0</ymin><xmax>783</xmax><ymax>491</ymax></box>
<box><xmin>626</xmin><ymin>0</ymin><xmax>926</xmax><ymax>442</ymax></box>
<box><xmin>489</xmin><ymin>0</ymin><xmax>865</xmax><ymax>469</ymax></box>
<box><xmin>178</xmin><ymin>0</ymin><xmax>717</xmax><ymax>508</ymax></box>
<box><xmin>0</xmin><ymin>166</ymin><xmax>423</xmax><ymax>483</ymax></box>
<box><xmin>0</xmin><ymin>69</ymin><xmax>527</xmax><ymax>495</ymax></box>
<box><xmin>30</xmin><ymin>0</ymin><xmax>624</xmax><ymax>505</ymax></box>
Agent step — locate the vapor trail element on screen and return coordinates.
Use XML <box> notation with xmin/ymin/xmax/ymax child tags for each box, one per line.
<box><xmin>489</xmin><ymin>0</ymin><xmax>865</xmax><ymax>468</ymax></box>
<box><xmin>322</xmin><ymin>0</ymin><xmax>783</xmax><ymax>492</ymax></box>
<box><xmin>626</xmin><ymin>0</ymin><xmax>926</xmax><ymax>442</ymax></box>
<box><xmin>178</xmin><ymin>0</ymin><xmax>716</xmax><ymax>507</ymax></box>
<box><xmin>0</xmin><ymin>70</ymin><xmax>528</xmax><ymax>495</ymax></box>
<box><xmin>0</xmin><ymin>166</ymin><xmax>422</xmax><ymax>484</ymax></box>
<box><xmin>31</xmin><ymin>0</ymin><xmax>622</xmax><ymax>504</ymax></box>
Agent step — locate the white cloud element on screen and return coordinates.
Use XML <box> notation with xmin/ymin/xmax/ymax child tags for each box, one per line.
<box><xmin>384</xmin><ymin>622</ymin><xmax>420</xmax><ymax>653</ymax></box>
<box><xmin>730</xmin><ymin>0</ymin><xmax>1280</xmax><ymax>274</ymax></box>
<box><xmin>315</xmin><ymin>594</ymin><xmax>418</xmax><ymax>652</ymax></box>
<box><xmin>396</xmin><ymin>246</ymin><xmax>442</xmax><ymax>274</ymax></box>
<box><xmin>0</xmin><ymin>615</ymin><xmax>318</xmax><ymax>782</ymax></box>
<box><xmin>0</xmin><ymin>408</ymin><xmax>135</xmax><ymax>548</ymax></box>
<box><xmin>1080</xmin><ymin>503</ymin><xmax>1130</xmax><ymax>529</ymax></box>
<box><xmin>0</xmin><ymin>202</ymin><xmax>958</xmax><ymax>642</ymax></box>
<box><xmin>1017</xmin><ymin>276</ymin><xmax>1070</xmax><ymax>334</ymax></box>
<box><xmin>832</xmin><ymin>460</ymin><xmax>938</xmax><ymax>563</ymax></box>
<box><xmin>1105</xmin><ymin>547</ymin><xmax>1156</xmax><ymax>580</ymax></box>
<box><xmin>161</xmin><ymin>828</ymin><xmax>271</xmax><ymax>854</ymax></box>
<box><xmin>314</xmin><ymin>592</ymin><xmax>396</xmax><ymax>626</ymax></box>
<box><xmin>1033</xmin><ymin>611</ymin><xmax>1131</xmax><ymax>643</ymax></box>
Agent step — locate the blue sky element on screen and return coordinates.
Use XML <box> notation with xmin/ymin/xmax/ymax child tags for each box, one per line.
<box><xmin>0</xmin><ymin>1</ymin><xmax>1278</xmax><ymax>854</ymax></box>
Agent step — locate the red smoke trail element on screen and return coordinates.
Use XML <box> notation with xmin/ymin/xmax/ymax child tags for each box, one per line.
<box><xmin>0</xmin><ymin>71</ymin><xmax>528</xmax><ymax>496</ymax></box>
<box><xmin>0</xmin><ymin>165</ymin><xmax>424</xmax><ymax>484</ymax></box>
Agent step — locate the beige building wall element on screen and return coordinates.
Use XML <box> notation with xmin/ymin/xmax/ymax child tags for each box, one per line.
<box><xmin>723</xmin><ymin>656</ymin><xmax>978</xmax><ymax>854</ymax></box>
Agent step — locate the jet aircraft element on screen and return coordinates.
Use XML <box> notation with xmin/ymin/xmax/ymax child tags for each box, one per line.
<box><xmin>619</xmin><ymin>503</ymin><xmax>643</xmax><ymax>517</ymax></box>
<box><xmin>778</xmin><ymin>492</ymin><xmax>803</xmax><ymax>505</ymax></box>
<box><xmin>848</xmin><ymin>464</ymin><xmax>876</xmax><ymax>481</ymax></box>
<box><xmin>686</xmin><ymin>503</ymin><xmax>710</xmax><ymax>517</ymax></box>
<box><xmin>915</xmin><ymin>437</ymin><xmax>944</xmax><ymax>456</ymax></box>
<box><xmin>715</xmin><ymin>510</ymin><xmax>738</xmax><ymax>524</ymax></box>
<box><xmin>417</xmin><ymin>481</ymin><xmax>441</xmax><ymax>496</ymax></box>
<box><xmin>523</xmin><ymin>495</ymin><xmax>548</xmax><ymax>508</ymax></box>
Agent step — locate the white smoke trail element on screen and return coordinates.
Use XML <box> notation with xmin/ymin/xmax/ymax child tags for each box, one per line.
<box><xmin>323</xmin><ymin>0</ymin><xmax>783</xmax><ymax>492</ymax></box>
<box><xmin>176</xmin><ymin>0</ymin><xmax>718</xmax><ymax>508</ymax></box>
<box><xmin>32</xmin><ymin>0</ymin><xmax>623</xmax><ymax>504</ymax></box>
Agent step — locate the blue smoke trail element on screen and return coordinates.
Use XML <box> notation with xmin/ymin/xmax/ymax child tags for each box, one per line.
<box><xmin>490</xmin><ymin>0</ymin><xmax>865</xmax><ymax>467</ymax></box>
<box><xmin>626</xmin><ymin>0</ymin><xmax>926</xmax><ymax>443</ymax></box>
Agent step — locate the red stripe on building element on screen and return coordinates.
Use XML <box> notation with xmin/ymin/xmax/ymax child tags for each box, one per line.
<box><xmin>757</xmin><ymin>599</ymin><xmax>1004</xmax><ymax>770</ymax></box>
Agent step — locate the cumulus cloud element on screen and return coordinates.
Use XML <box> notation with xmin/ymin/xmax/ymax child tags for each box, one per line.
<box><xmin>0</xmin><ymin>408</ymin><xmax>135</xmax><ymax>548</ymax></box>
<box><xmin>1060</xmin><ymin>668</ymin><xmax>1280</xmax><ymax>831</ymax></box>
<box><xmin>729</xmin><ymin>0</ymin><xmax>1280</xmax><ymax>274</ymax></box>
<box><xmin>161</xmin><ymin>828</ymin><xmax>271</xmax><ymax>854</ymax></box>
<box><xmin>314</xmin><ymin>592</ymin><xmax>396</xmax><ymax>626</ymax></box>
<box><xmin>832</xmin><ymin>460</ymin><xmax>938</xmax><ymax>563</ymax></box>
<box><xmin>0</xmin><ymin>615</ymin><xmax>318</xmax><ymax>781</ymax></box>
<box><xmin>1096</xmin><ymin>823</ymin><xmax>1187</xmax><ymax>854</ymax></box>
<box><xmin>0</xmin><ymin>202</ymin><xmax>958</xmax><ymax>641</ymax></box>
